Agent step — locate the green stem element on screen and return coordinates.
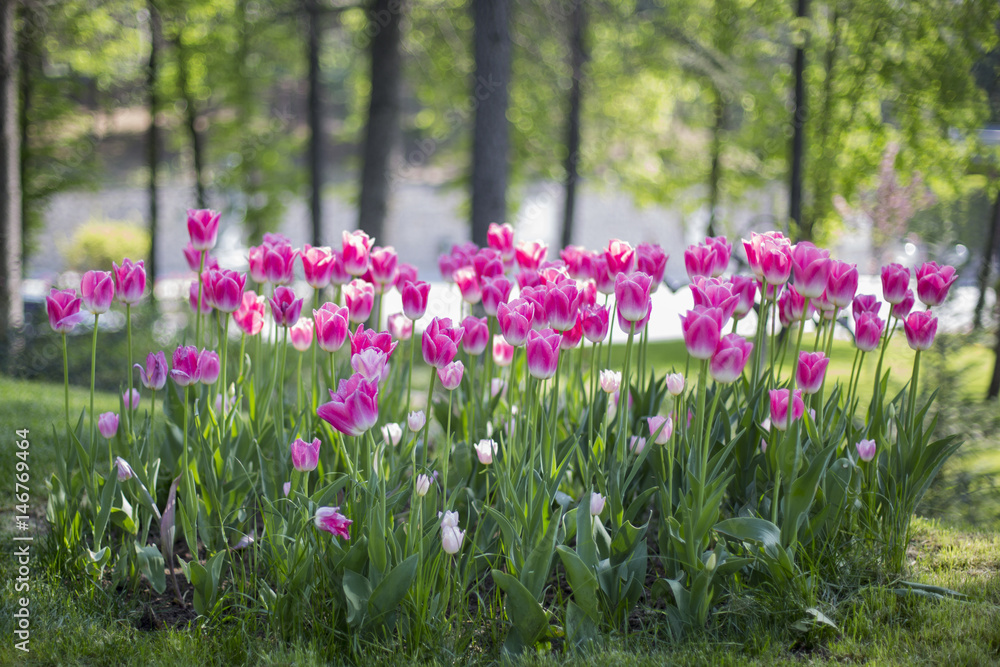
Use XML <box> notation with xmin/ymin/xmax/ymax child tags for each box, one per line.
<box><xmin>616</xmin><ymin>323</ymin><xmax>636</xmax><ymax>451</ymax></box>
<box><xmin>549</xmin><ymin>359</ymin><xmax>561</xmax><ymax>477</ymax></box>
<box><xmin>90</xmin><ymin>313</ymin><xmax>100</xmax><ymax>464</ymax></box>
<box><xmin>443</xmin><ymin>388</ymin><xmax>453</xmax><ymax>509</ymax></box>
<box><xmin>195</xmin><ymin>252</ymin><xmax>205</xmax><ymax>348</ymax></box>
<box><xmin>126</xmin><ymin>303</ymin><xmax>134</xmax><ymax>441</ymax></box>
<box><xmin>909</xmin><ymin>350</ymin><xmax>921</xmax><ymax>434</ymax></box>
<box><xmin>62</xmin><ymin>332</ymin><xmax>70</xmax><ymax>432</ymax></box>
<box><xmin>277</xmin><ymin>328</ymin><xmax>289</xmax><ymax>442</ymax></box>
<box><xmin>220</xmin><ymin>314</ymin><xmax>230</xmax><ymax>425</ymax></box>
<box><xmin>406</xmin><ymin>324</ymin><xmax>416</xmax><ymax>413</ymax></box>
<box><xmin>788</xmin><ymin>298</ymin><xmax>811</xmax><ymax>395</ymax></box>
<box><xmin>694</xmin><ymin>360</ymin><xmax>709</xmax><ymax>497</ymax></box>
<box><xmin>421</xmin><ymin>371</ymin><xmax>436</xmax><ymax>471</ymax></box>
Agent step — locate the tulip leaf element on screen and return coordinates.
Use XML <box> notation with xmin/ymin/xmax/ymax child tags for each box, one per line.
<box><xmin>565</xmin><ymin>600</ymin><xmax>599</xmax><ymax>652</ymax></box>
<box><xmin>135</xmin><ymin>543</ymin><xmax>167</xmax><ymax>594</ymax></box>
<box><xmin>343</xmin><ymin>569</ymin><xmax>372</xmax><ymax>627</ymax></box>
<box><xmin>556</xmin><ymin>546</ymin><xmax>599</xmax><ymax>622</ymax></box>
<box><xmin>492</xmin><ymin>569</ymin><xmax>549</xmax><ymax>648</ymax></box>
<box><xmin>368</xmin><ymin>554</ymin><xmax>419</xmax><ymax>621</ymax></box>
<box><xmin>93</xmin><ymin>472</ymin><xmax>118</xmax><ymax>550</ymax></box>
<box><xmin>520</xmin><ymin>506</ymin><xmax>562</xmax><ymax>600</ymax></box>
<box><xmin>714</xmin><ymin>517</ymin><xmax>781</xmax><ymax>551</ymax></box>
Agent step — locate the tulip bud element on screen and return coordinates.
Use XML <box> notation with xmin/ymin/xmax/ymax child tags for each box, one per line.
<box><xmin>98</xmin><ymin>412</ymin><xmax>119</xmax><ymax>439</ymax></box>
<box><xmin>629</xmin><ymin>436</ymin><xmax>647</xmax><ymax>455</ymax></box>
<box><xmin>408</xmin><ymin>410</ymin><xmax>426</xmax><ymax>432</ymax></box>
<box><xmin>114</xmin><ymin>456</ymin><xmax>134</xmax><ymax>482</ymax></box>
<box><xmin>416</xmin><ymin>473</ymin><xmax>432</xmax><ymax>497</ymax></box>
<box><xmin>590</xmin><ymin>492</ymin><xmax>606</xmax><ymax>516</ymax></box>
<box><xmin>856</xmin><ymin>439</ymin><xmax>877</xmax><ymax>462</ymax></box>
<box><xmin>475</xmin><ymin>438</ymin><xmax>498</xmax><ymax>465</ymax></box>
<box><xmin>647</xmin><ymin>415</ymin><xmax>673</xmax><ymax>445</ymax></box>
<box><xmin>381</xmin><ymin>423</ymin><xmax>403</xmax><ymax>446</ymax></box>
<box><xmin>666</xmin><ymin>373</ymin><xmax>685</xmax><ymax>396</ymax></box>
<box><xmin>599</xmin><ymin>369</ymin><xmax>621</xmax><ymax>393</ymax></box>
<box><xmin>123</xmin><ymin>388</ymin><xmax>141</xmax><ymax>411</ymax></box>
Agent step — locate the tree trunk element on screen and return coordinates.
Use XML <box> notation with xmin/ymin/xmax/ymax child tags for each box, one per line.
<box><xmin>989</xmin><ymin>309</ymin><xmax>1000</xmax><ymax>399</ymax></box>
<box><xmin>560</xmin><ymin>0</ymin><xmax>585</xmax><ymax>250</ymax></box>
<box><xmin>789</xmin><ymin>0</ymin><xmax>809</xmax><ymax>238</ymax></box>
<box><xmin>173</xmin><ymin>29</ymin><xmax>206</xmax><ymax>209</ymax></box>
<box><xmin>974</xmin><ymin>182</ymin><xmax>1000</xmax><ymax>331</ymax></box>
<box><xmin>147</xmin><ymin>0</ymin><xmax>161</xmax><ymax>297</ymax></box>
<box><xmin>17</xmin><ymin>2</ymin><xmax>33</xmax><ymax>261</ymax></box>
<box><xmin>707</xmin><ymin>87</ymin><xmax>723</xmax><ymax>238</ymax></box>
<box><xmin>1</xmin><ymin>0</ymin><xmax>23</xmax><ymax>368</ymax></box>
<box><xmin>306</xmin><ymin>0</ymin><xmax>324</xmax><ymax>247</ymax></box>
<box><xmin>470</xmin><ymin>0</ymin><xmax>511</xmax><ymax>248</ymax></box>
<box><xmin>357</xmin><ymin>0</ymin><xmax>404</xmax><ymax>245</ymax></box>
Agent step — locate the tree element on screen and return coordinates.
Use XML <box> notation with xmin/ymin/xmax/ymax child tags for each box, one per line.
<box><xmin>146</xmin><ymin>0</ymin><xmax>162</xmax><ymax>293</ymax></box>
<box><xmin>357</xmin><ymin>0</ymin><xmax>404</xmax><ymax>244</ymax></box>
<box><xmin>470</xmin><ymin>0</ymin><xmax>511</xmax><ymax>247</ymax></box>
<box><xmin>1</xmin><ymin>0</ymin><xmax>22</xmax><ymax>365</ymax></box>
<box><xmin>560</xmin><ymin>0</ymin><xmax>585</xmax><ymax>248</ymax></box>
<box><xmin>788</xmin><ymin>0</ymin><xmax>808</xmax><ymax>234</ymax></box>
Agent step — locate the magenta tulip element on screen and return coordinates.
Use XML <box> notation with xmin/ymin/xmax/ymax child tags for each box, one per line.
<box><xmin>135</xmin><ymin>351</ymin><xmax>168</xmax><ymax>390</ymax></box>
<box><xmin>560</xmin><ymin>315</ymin><xmax>584</xmax><ymax>350</ymax></box>
<box><xmin>388</xmin><ymin>313</ymin><xmax>412</xmax><ymax>341</ymax></box>
<box><xmin>881</xmin><ymin>263</ymin><xmax>910</xmax><ymax>305</ymax></box>
<box><xmin>343</xmin><ymin>279</ymin><xmax>374</xmax><ymax>324</ymax></box>
<box><xmin>454</xmin><ymin>267</ymin><xmax>482</xmax><ymax>304</ymax></box>
<box><xmin>616</xmin><ymin>300</ymin><xmax>651</xmax><ymax>334</ymax></box>
<box><xmin>234</xmin><ymin>291</ymin><xmax>266</xmax><ymax>336</ymax></box>
<box><xmin>46</xmin><ymin>289</ymin><xmax>82</xmax><ymax>333</ymax></box>
<box><xmin>314</xmin><ymin>303</ymin><xmax>350</xmax><ymax>352</ymax></box>
<box><xmin>516</xmin><ymin>240</ymin><xmax>548</xmax><ymax>271</ymax></box>
<box><xmin>300</xmin><ymin>245</ymin><xmax>335</xmax><ymax>289</ymax></box>
<box><xmin>903</xmin><ymin>311</ymin><xmax>937</xmax><ymax>351</ymax></box>
<box><xmin>290</xmin><ymin>437</ymin><xmax>321</xmax><ymax>472</ymax></box>
<box><xmin>790</xmin><ymin>242</ymin><xmax>831</xmax><ymax>298</ymax></box>
<box><xmin>796</xmin><ymin>351</ymin><xmax>829</xmax><ymax>394</ymax></box>
<box><xmin>705</xmin><ymin>236</ymin><xmax>732</xmax><ymax>277</ymax></box>
<box><xmin>421</xmin><ymin>317</ymin><xmax>464</xmax><ymax>368</ymax></box>
<box><xmin>204</xmin><ymin>269</ymin><xmax>246</xmax><ymax>313</ymax></box>
<box><xmin>461</xmin><ymin>316</ymin><xmax>489</xmax><ymax>355</ymax></box>
<box><xmin>497</xmin><ymin>299</ymin><xmax>535</xmax><ymax>347</ymax></box>
<box><xmin>289</xmin><ymin>318</ymin><xmax>314</xmax><ymax>352</ymax></box>
<box><xmin>891</xmin><ymin>289</ymin><xmax>915</xmax><ymax>320</ymax></box>
<box><xmin>315</xmin><ymin>507</ymin><xmax>352</xmax><ymax>540</ymax></box>
<box><xmin>854</xmin><ymin>312</ymin><xmax>885</xmax><ymax>352</ymax></box>
<box><xmin>437</xmin><ymin>360</ymin><xmax>465</xmax><ymax>390</ymax></box>
<box><xmin>680</xmin><ymin>306</ymin><xmax>724</xmax><ymax>360</ymax></box>
<box><xmin>400</xmin><ymin>280</ymin><xmax>431</xmax><ymax>320</ymax></box>
<box><xmin>189</xmin><ymin>280</ymin><xmax>212</xmax><ymax>314</ymax></box>
<box><xmin>351</xmin><ymin>348</ymin><xmax>390</xmax><ymax>383</ymax></box>
<box><xmin>342</xmin><ymin>230</ymin><xmax>373</xmax><ymax>276</ymax></box>
<box><xmin>98</xmin><ymin>412</ymin><xmax>119</xmax><ymax>439</ymax></box>
<box><xmin>852</xmin><ymin>294</ymin><xmax>881</xmax><ymax>322</ymax></box>
<box><xmin>349</xmin><ymin>324</ymin><xmax>398</xmax><ymax>358</ymax></box>
<box><xmin>170</xmin><ymin>345</ymin><xmax>201</xmax><ymax>386</ymax></box>
<box><xmin>481</xmin><ymin>276</ymin><xmax>513</xmax><ymax>317</ymax></box>
<box><xmin>605</xmin><ymin>239</ymin><xmax>636</xmax><ymax>276</ymax></box>
<box><xmin>728</xmin><ymin>275</ymin><xmax>757</xmax><ymax>319</ymax></box>
<box><xmin>123</xmin><ymin>388</ymin><xmax>141</xmax><ymax>411</ymax></box>
<box><xmin>856</xmin><ymin>439</ymin><xmax>877</xmax><ymax>462</ymax></box>
<box><xmin>615</xmin><ymin>271</ymin><xmax>653</xmax><ymax>323</ymax></box>
<box><xmin>561</xmin><ymin>245</ymin><xmax>589</xmax><ymax>279</ymax></box>
<box><xmin>317</xmin><ymin>372</ymin><xmax>380</xmax><ymax>436</ymax></box>
<box><xmin>269</xmin><ymin>285</ymin><xmax>304</xmax><ymax>328</ymax></box>
<box><xmin>635</xmin><ymin>242</ymin><xmax>668</xmax><ymax>291</ymax></box>
<box><xmin>113</xmin><ymin>258</ymin><xmax>146</xmax><ymax>305</ymax></box>
<box><xmin>526</xmin><ymin>328</ymin><xmax>561</xmax><ymax>379</ymax></box>
<box><xmin>187</xmin><ymin>209</ymin><xmax>220</xmax><ymax>251</ymax></box>
<box><xmin>247</xmin><ymin>244</ymin><xmax>268</xmax><ymax>283</ymax></box>
<box><xmin>691</xmin><ymin>277</ymin><xmax>739</xmax><ymax>323</ymax></box>
<box><xmin>369</xmin><ymin>246</ymin><xmax>399</xmax><ymax>292</ymax></box>
<box><xmin>825</xmin><ymin>260</ymin><xmax>858</xmax><ymax>308</ymax></box>
<box><xmin>743</xmin><ymin>231</ymin><xmax>788</xmax><ymax>280</ymax></box>
<box><xmin>760</xmin><ymin>237</ymin><xmax>793</xmax><ymax>286</ymax></box>
<box><xmin>197</xmin><ymin>350</ymin><xmax>220</xmax><ymax>385</ymax></box>
<box><xmin>916</xmin><ymin>262</ymin><xmax>958</xmax><ymax>308</ymax></box>
<box><xmin>493</xmin><ymin>339</ymin><xmax>514</xmax><ymax>367</ymax></box>
<box><xmin>80</xmin><ymin>270</ymin><xmax>115</xmax><ymax>314</ymax></box>
<box><xmin>545</xmin><ymin>282</ymin><xmax>583</xmax><ymax>330</ymax></box>
<box><xmin>683</xmin><ymin>243</ymin><xmax>715</xmax><ymax>280</ymax></box>
<box><xmin>487</xmin><ymin>222</ymin><xmax>515</xmax><ymax>262</ymax></box>
<box><xmin>581</xmin><ymin>304</ymin><xmax>610</xmax><ymax>343</ymax></box>
<box><xmin>769</xmin><ymin>388</ymin><xmax>805</xmax><ymax>431</ymax></box>
<box><xmin>709</xmin><ymin>334</ymin><xmax>754</xmax><ymax>383</ymax></box>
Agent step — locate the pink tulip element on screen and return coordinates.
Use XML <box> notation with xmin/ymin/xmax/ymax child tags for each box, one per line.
<box><xmin>315</xmin><ymin>507</ymin><xmax>352</xmax><ymax>540</ymax></box>
<box><xmin>189</xmin><ymin>280</ymin><xmax>212</xmax><ymax>314</ymax></box>
<box><xmin>488</xmin><ymin>222</ymin><xmax>515</xmax><ymax>262</ymax></box>
<box><xmin>290</xmin><ymin>437</ymin><xmax>321</xmax><ymax>471</ymax></box>
<box><xmin>262</xmin><ymin>241</ymin><xmax>297</xmax><ymax>285</ymax></box>
<box><xmin>381</xmin><ymin>423</ymin><xmax>403</xmax><ymax>446</ymax></box>
<box><xmin>80</xmin><ymin>270</ymin><xmax>115</xmax><ymax>314</ymax></box>
<box><xmin>349</xmin><ymin>324</ymin><xmax>398</xmax><ymax>358</ymax></box>
<box><xmin>709</xmin><ymin>334</ymin><xmax>754</xmax><ymax>384</ymax></box>
<box><xmin>891</xmin><ymin>289</ymin><xmax>915</xmax><ymax>320</ymax></box>
<box><xmin>326</xmin><ymin>251</ymin><xmax>350</xmax><ymax>286</ymax></box>
<box><xmin>790</xmin><ymin>242</ymin><xmax>831</xmax><ymax>298</ymax></box>
<box><xmin>813</xmin><ymin>291</ymin><xmax>838</xmax><ymax>320</ymax></box>
<box><xmin>516</xmin><ymin>240</ymin><xmax>548</xmax><ymax>271</ymax></box>
<box><xmin>388</xmin><ymin>313</ymin><xmax>412</xmax><ymax>341</ymax></box>
<box><xmin>560</xmin><ymin>314</ymin><xmax>583</xmax><ymax>350</ymax></box>
<box><xmin>648</xmin><ymin>415</ymin><xmax>673</xmax><ymax>444</ymax></box>
<box><xmin>461</xmin><ymin>316</ymin><xmax>489</xmax><ymax>355</ymax></box>
<box><xmin>768</xmin><ymin>388</ymin><xmax>805</xmax><ymax>431</ymax></box>
<box><xmin>437</xmin><ymin>360</ymin><xmax>465</xmax><ymax>390</ymax></box>
<box><xmin>599</xmin><ymin>369</ymin><xmax>621</xmax><ymax>393</ymax></box>
<box><xmin>98</xmin><ymin>412</ymin><xmax>119</xmax><ymax>439</ymax></box>
<box><xmin>438</xmin><ymin>253</ymin><xmax>462</xmax><ymax>283</ymax></box>
<box><xmin>187</xmin><ymin>209</ymin><xmax>220</xmax><ymax>251</ymax></box>
<box><xmin>497</xmin><ymin>299</ymin><xmax>535</xmax><ymax>347</ymax></box>
<box><xmin>493</xmin><ymin>339</ymin><xmax>514</xmax><ymax>366</ymax></box>
<box><xmin>545</xmin><ymin>282</ymin><xmax>583</xmax><ymax>331</ymax></box>
<box><xmin>481</xmin><ymin>276</ymin><xmax>513</xmax><ymax>317</ymax></box>
<box><xmin>742</xmin><ymin>231</ymin><xmax>788</xmax><ymax>280</ymax></box>
<box><xmin>796</xmin><ymin>351</ymin><xmax>829</xmax><ymax>394</ymax></box>
<box><xmin>314</xmin><ymin>303</ymin><xmax>350</xmax><ymax>352</ymax></box>
<box><xmin>691</xmin><ymin>277</ymin><xmax>739</xmax><ymax>323</ymax></box>
<box><xmin>916</xmin><ymin>262</ymin><xmax>958</xmax><ymax>308</ymax></box>
<box><xmin>636</xmin><ymin>242</ymin><xmax>668</xmax><ymax>291</ymax></box>
<box><xmin>317</xmin><ymin>372</ymin><xmax>380</xmax><ymax>436</ymax></box>
<box><xmin>395</xmin><ymin>280</ymin><xmax>429</xmax><ymax>321</ymax></box>
<box><xmin>581</xmin><ymin>304</ymin><xmax>610</xmax><ymax>343</ymax></box>
<box><xmin>616</xmin><ymin>300</ymin><xmax>651</xmax><ymax>334</ymax></box>
<box><xmin>203</xmin><ymin>269</ymin><xmax>247</xmax><ymax>313</ymax></box>
<box><xmin>590</xmin><ymin>492</ymin><xmax>606</xmax><ymax>516</ymax></box>
<box><xmin>680</xmin><ymin>306</ymin><xmax>724</xmax><ymax>360</ymax></box>
<box><xmin>605</xmin><ymin>239</ymin><xmax>636</xmax><ymax>276</ymax></box>
<box><xmin>123</xmin><ymin>388</ymin><xmax>141</xmax><ymax>411</ymax></box>
<box><xmin>615</xmin><ymin>272</ymin><xmax>653</xmax><ymax>322</ymax></box>
<box><xmin>683</xmin><ymin>243</ymin><xmax>715</xmax><ymax>280</ymax></box>
<box><xmin>115</xmin><ymin>457</ymin><xmax>135</xmax><ymax>482</ymax></box>
<box><xmin>760</xmin><ymin>237</ymin><xmax>793</xmax><ymax>285</ymax></box>
<box><xmin>852</xmin><ymin>294</ymin><xmax>881</xmax><ymax>322</ymax></box>
<box><xmin>392</xmin><ymin>262</ymin><xmax>418</xmax><ymax>291</ymax></box>
<box><xmin>269</xmin><ymin>285</ymin><xmax>304</xmax><ymax>328</ymax></box>
<box><xmin>441</xmin><ymin>515</ymin><xmax>465</xmax><ymax>554</ymax></box>
<box><xmin>342</xmin><ymin>230</ymin><xmax>373</xmax><ymax>276</ymax></box>
<box><xmin>519</xmin><ymin>286</ymin><xmax>548</xmax><ymax>329</ymax></box>
<box><xmin>234</xmin><ymin>291</ymin><xmax>266</xmax><ymax>336</ymax></box>
<box><xmin>474</xmin><ymin>438</ymin><xmax>498</xmax><ymax>465</ymax></box>
<box><xmin>368</xmin><ymin>246</ymin><xmax>399</xmax><ymax>293</ymax></box>
<box><xmin>728</xmin><ymin>276</ymin><xmax>757</xmax><ymax>319</ymax></box>
<box><xmin>705</xmin><ymin>236</ymin><xmax>732</xmax><ymax>277</ymax></box>
<box><xmin>170</xmin><ymin>345</ymin><xmax>201</xmax><ymax>386</ymax></box>
<box><xmin>473</xmin><ymin>248</ymin><xmax>505</xmax><ymax>281</ymax></box>
<box><xmin>408</xmin><ymin>410</ymin><xmax>426</xmax><ymax>432</ymax></box>
<box><xmin>46</xmin><ymin>289</ymin><xmax>82</xmax><ymax>333</ymax></box>
<box><xmin>854</xmin><ymin>312</ymin><xmax>885</xmax><ymax>352</ymax></box>
<box><xmin>778</xmin><ymin>285</ymin><xmax>813</xmax><ymax>325</ymax></box>
<box><xmin>454</xmin><ymin>267</ymin><xmax>482</xmax><ymax>304</ymax></box>
<box><xmin>247</xmin><ymin>244</ymin><xmax>268</xmax><ymax>283</ymax></box>
<box><xmin>526</xmin><ymin>328</ymin><xmax>561</xmax><ymax>379</ymax></box>
<box><xmin>183</xmin><ymin>242</ymin><xmax>211</xmax><ymax>273</ymax></box>
<box><xmin>880</xmin><ymin>263</ymin><xmax>910</xmax><ymax>305</ymax></box>
<box><xmin>300</xmin><ymin>245</ymin><xmax>336</xmax><ymax>289</ymax></box>
<box><xmin>561</xmin><ymin>245</ymin><xmax>589</xmax><ymax>279</ymax></box>
<box><xmin>903</xmin><ymin>311</ymin><xmax>937</xmax><ymax>351</ymax></box>
<box><xmin>351</xmin><ymin>348</ymin><xmax>390</xmax><ymax>383</ymax></box>
<box><xmin>197</xmin><ymin>350</ymin><xmax>220</xmax><ymax>385</ymax></box>
<box><xmin>629</xmin><ymin>436</ymin><xmax>647</xmax><ymax>455</ymax></box>
<box><xmin>135</xmin><ymin>351</ymin><xmax>168</xmax><ymax>390</ymax></box>
<box><xmin>667</xmin><ymin>373</ymin><xmax>684</xmax><ymax>395</ymax></box>
<box><xmin>825</xmin><ymin>261</ymin><xmax>858</xmax><ymax>308</ymax></box>
<box><xmin>343</xmin><ymin>279</ymin><xmax>375</xmax><ymax>324</ymax></box>
<box><xmin>856</xmin><ymin>439</ymin><xmax>877</xmax><ymax>462</ymax></box>
<box><xmin>289</xmin><ymin>318</ymin><xmax>314</xmax><ymax>352</ymax></box>
<box><xmin>112</xmin><ymin>258</ymin><xmax>146</xmax><ymax>305</ymax></box>
<box><xmin>421</xmin><ymin>317</ymin><xmax>464</xmax><ymax>368</ymax></box>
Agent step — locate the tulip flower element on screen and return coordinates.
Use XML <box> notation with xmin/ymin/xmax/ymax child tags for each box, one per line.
<box><xmin>112</xmin><ymin>258</ymin><xmax>146</xmax><ymax>305</ymax></box>
<box><xmin>437</xmin><ymin>360</ymin><xmax>465</xmax><ymax>390</ymax></box>
<box><xmin>342</xmin><ymin>230</ymin><xmax>373</xmax><ymax>276</ymax></box>
<box><xmin>526</xmin><ymin>328</ymin><xmax>561</xmax><ymax>380</ymax></box>
<box><xmin>214</xmin><ymin>393</ymin><xmax>237</xmax><ymax>415</ymax></box>
<box><xmin>648</xmin><ymin>415</ymin><xmax>673</xmax><ymax>444</ymax></box>
<box><xmin>667</xmin><ymin>373</ymin><xmax>684</xmax><ymax>395</ymax></box>
<box><xmin>728</xmin><ymin>275</ymin><xmax>757</xmax><ymax>319</ymax></box>
<box><xmin>891</xmin><ymin>289</ymin><xmax>915</xmax><ymax>320</ymax></box>
<box><xmin>81</xmin><ymin>270</ymin><xmax>115</xmax><ymax>314</ymax></box>
<box><xmin>351</xmin><ymin>348</ymin><xmax>390</xmax><ymax>383</ymax></box>
<box><xmin>605</xmin><ymin>239</ymin><xmax>636</xmax><ymax>275</ymax></box>
<box><xmin>247</xmin><ymin>244</ymin><xmax>268</xmax><ymax>283</ymax></box>
<box><xmin>114</xmin><ymin>456</ymin><xmax>135</xmax><ymax>482</ymax></box>
<box><xmin>903</xmin><ymin>311</ymin><xmax>938</xmax><ymax>351</ymax></box>
<box><xmin>691</xmin><ymin>277</ymin><xmax>739</xmax><ymax>323</ymax></box>
<box><xmin>587</xmin><ymin>254</ymin><xmax>616</xmax><ymax>295</ymax></box>
<box><xmin>441</xmin><ymin>518</ymin><xmax>466</xmax><ymax>555</ymax></box>
<box><xmin>98</xmin><ymin>412</ymin><xmax>119</xmax><ymax>438</ymax></box>
<box><xmin>474</xmin><ymin>438</ymin><xmax>498</xmax><ymax>465</ymax></box>
<box><xmin>680</xmin><ymin>306</ymin><xmax>724</xmax><ymax>360</ymax></box>
<box><xmin>123</xmin><ymin>388</ymin><xmax>141</xmax><ymax>411</ymax></box>
<box><xmin>290</xmin><ymin>437</ymin><xmax>321</xmax><ymax>471</ymax></box>
<box><xmin>268</xmin><ymin>286</ymin><xmax>304</xmax><ymax>327</ymax></box>
<box><xmin>422</xmin><ymin>317</ymin><xmax>464</xmax><ymax>368</ymax></box>
<box><xmin>545</xmin><ymin>282</ymin><xmax>583</xmax><ymax>331</ymax></box>
<box><xmin>683</xmin><ymin>243</ymin><xmax>716</xmax><ymax>280</ymax></box>
<box><xmin>315</xmin><ymin>507</ymin><xmax>352</xmax><ymax>539</ymax></box>
<box><xmin>916</xmin><ymin>262</ymin><xmax>958</xmax><ymax>308</ymax></box>
<box><xmin>742</xmin><ymin>231</ymin><xmax>788</xmax><ymax>280</ymax></box>
<box><xmin>796</xmin><ymin>351</ymin><xmax>829</xmax><ymax>394</ymax></box>
<box><xmin>233</xmin><ymin>291</ymin><xmax>266</xmax><ymax>336</ymax></box>
<box><xmin>481</xmin><ymin>276</ymin><xmax>513</xmax><ymax>317</ymax></box>
<box><xmin>46</xmin><ymin>289</ymin><xmax>82</xmax><ymax>333</ymax></box>
<box><xmin>615</xmin><ymin>272</ymin><xmax>653</xmax><ymax>323</ymax></box>
<box><xmin>709</xmin><ymin>334</ymin><xmax>754</xmax><ymax>384</ymax></box>
<box><xmin>381</xmin><ymin>423</ymin><xmax>403</xmax><ymax>446</ymax></box>
<box><xmin>300</xmin><ymin>245</ymin><xmax>336</xmax><ymax>289</ymax></box>
<box><xmin>768</xmin><ymin>388</ymin><xmax>805</xmax><ymax>431</ymax></box>
<box><xmin>317</xmin><ymin>373</ymin><xmax>380</xmax><ymax>436</ymax></box>
<box><xmin>636</xmin><ymin>243</ymin><xmax>668</xmax><ymax>291</ymax></box>
<box><xmin>350</xmin><ymin>322</ymin><xmax>398</xmax><ymax>357</ymax></box>
<box><xmin>560</xmin><ymin>315</ymin><xmax>584</xmax><ymax>350</ymax></box>
<box><xmin>705</xmin><ymin>236</ymin><xmax>732</xmax><ymax>277</ymax></box>
<box><xmin>452</xmin><ymin>267</ymin><xmax>481</xmax><ymax>304</ymax></box>
<box><xmin>516</xmin><ymin>240</ymin><xmax>547</xmax><ymax>271</ymax></box>
<box><xmin>852</xmin><ymin>294</ymin><xmax>881</xmax><ymax>321</ymax></box>
<box><xmin>189</xmin><ymin>280</ymin><xmax>212</xmax><ymax>314</ymax></box>
<box><xmin>289</xmin><ymin>318</ymin><xmax>314</xmax><ymax>352</ymax></box>
<box><xmin>314</xmin><ymin>303</ymin><xmax>350</xmax><ymax>352</ymax></box>
<box><xmin>388</xmin><ymin>313</ymin><xmax>412</xmax><ymax>341</ymax></box>
<box><xmin>369</xmin><ymin>246</ymin><xmax>399</xmax><ymax>292</ymax></box>
<box><xmin>590</xmin><ymin>492</ymin><xmax>606</xmax><ymax>516</ymax></box>
<box><xmin>854</xmin><ymin>312</ymin><xmax>885</xmax><ymax>352</ymax></box>
<box><xmin>187</xmin><ymin>209</ymin><xmax>220</xmax><ymax>251</ymax></box>
<box><xmin>760</xmin><ymin>237</ymin><xmax>793</xmax><ymax>285</ymax></box>
<box><xmin>778</xmin><ymin>285</ymin><xmax>812</xmax><ymax>325</ymax></box>
<box><xmin>616</xmin><ymin>300</ymin><xmax>651</xmax><ymax>334</ymax></box>
<box><xmin>497</xmin><ymin>299</ymin><xmax>535</xmax><ymax>347</ymax></box>
<box><xmin>493</xmin><ymin>338</ymin><xmax>514</xmax><ymax>367</ymax></box>
<box><xmin>343</xmin><ymin>279</ymin><xmax>375</xmax><ymax>324</ymax></box>
<box><xmin>415</xmin><ymin>473</ymin><xmax>432</xmax><ymax>496</ymax></box>
<box><xmin>826</xmin><ymin>260</ymin><xmax>859</xmax><ymax>308</ymax></box>
<box><xmin>135</xmin><ymin>351</ymin><xmax>168</xmax><ymax>390</ymax></box>
<box><xmin>438</xmin><ymin>253</ymin><xmax>462</xmax><ymax>282</ymax></box>
<box><xmin>408</xmin><ymin>410</ymin><xmax>426</xmax><ymax>432</ymax></box>
<box><xmin>491</xmin><ymin>378</ymin><xmax>506</xmax><ymax>398</ymax></box>
<box><xmin>170</xmin><ymin>345</ymin><xmax>201</xmax><ymax>386</ymax></box>
<box><xmin>487</xmin><ymin>222</ymin><xmax>515</xmax><ymax>262</ymax></box>
<box><xmin>197</xmin><ymin>350</ymin><xmax>221</xmax><ymax>385</ymax></box>
<box><xmin>461</xmin><ymin>316</ymin><xmax>489</xmax><ymax>355</ymax></box>
<box><xmin>183</xmin><ymin>242</ymin><xmax>216</xmax><ymax>273</ymax></box>
<box><xmin>629</xmin><ymin>436</ymin><xmax>647</xmax><ymax>454</ymax></box>
<box><xmin>561</xmin><ymin>245</ymin><xmax>589</xmax><ymax>279</ymax></box>
<box><xmin>599</xmin><ymin>369</ymin><xmax>621</xmax><ymax>393</ymax></box>
<box><xmin>790</xmin><ymin>242</ymin><xmax>832</xmax><ymax>298</ymax></box>
<box><xmin>581</xmin><ymin>304</ymin><xmax>610</xmax><ymax>343</ymax></box>
<box><xmin>204</xmin><ymin>269</ymin><xmax>247</xmax><ymax>313</ymax></box>
<box><xmin>881</xmin><ymin>263</ymin><xmax>910</xmax><ymax>305</ymax></box>
<box><xmin>856</xmin><ymin>439</ymin><xmax>877</xmax><ymax>462</ymax></box>
<box><xmin>399</xmin><ymin>280</ymin><xmax>431</xmax><ymax>321</ymax></box>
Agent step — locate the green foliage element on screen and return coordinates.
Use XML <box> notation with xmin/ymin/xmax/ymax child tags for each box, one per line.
<box><xmin>62</xmin><ymin>218</ymin><xmax>151</xmax><ymax>272</ymax></box>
